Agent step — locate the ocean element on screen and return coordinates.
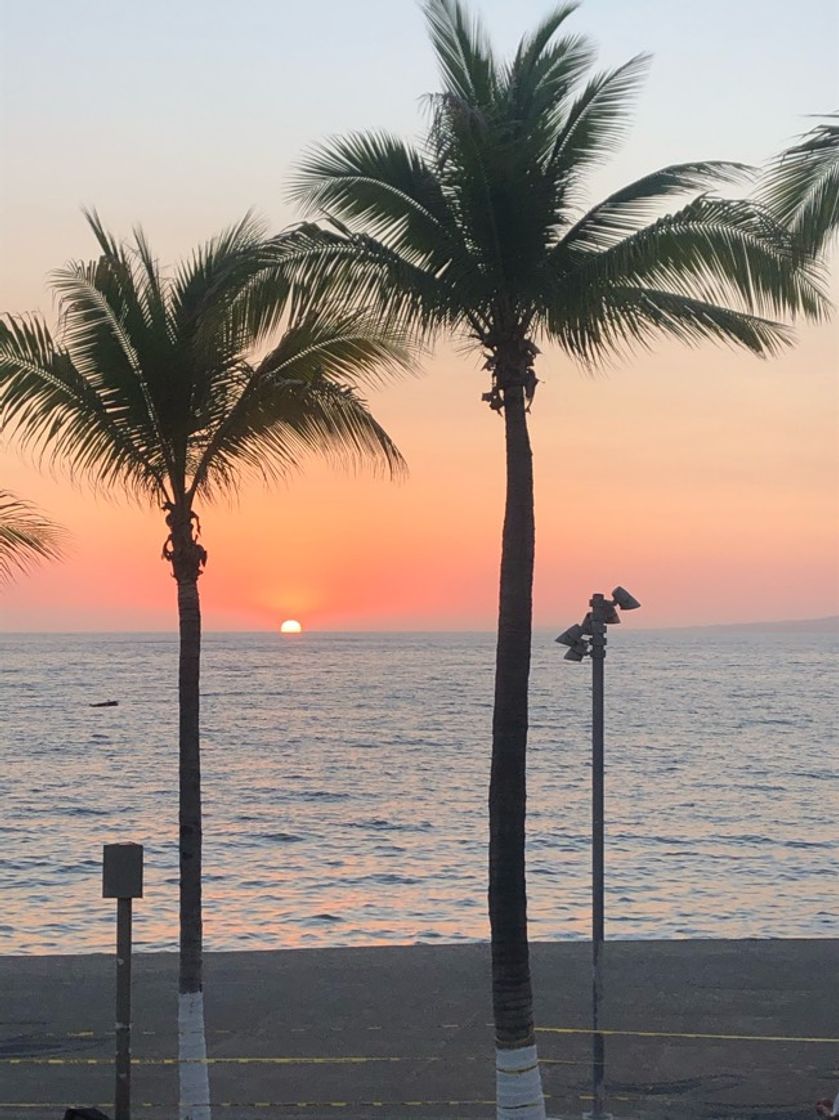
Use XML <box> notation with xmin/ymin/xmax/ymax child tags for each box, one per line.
<box><xmin>1</xmin><ymin>628</ymin><xmax>836</xmax><ymax>954</ymax></box>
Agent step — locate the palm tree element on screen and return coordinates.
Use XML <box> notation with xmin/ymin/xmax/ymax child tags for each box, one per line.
<box><xmin>0</xmin><ymin>213</ymin><xmax>408</xmax><ymax>1120</ymax></box>
<box><xmin>0</xmin><ymin>490</ymin><xmax>65</xmax><ymax>585</ymax></box>
<box><xmin>283</xmin><ymin>2</ymin><xmax>827</xmax><ymax>1113</ymax></box>
<box><xmin>760</xmin><ymin>114</ymin><xmax>839</xmax><ymax>255</ymax></box>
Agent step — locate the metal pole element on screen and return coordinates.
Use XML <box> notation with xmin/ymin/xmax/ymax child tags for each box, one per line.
<box><xmin>115</xmin><ymin>896</ymin><xmax>132</xmax><ymax>1120</ymax></box>
<box><xmin>103</xmin><ymin>842</ymin><xmax>142</xmax><ymax>1120</ymax></box>
<box><xmin>589</xmin><ymin>593</ymin><xmax>608</xmax><ymax>1119</ymax></box>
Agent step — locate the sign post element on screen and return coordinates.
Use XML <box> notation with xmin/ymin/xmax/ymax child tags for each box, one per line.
<box><xmin>102</xmin><ymin>843</ymin><xmax>143</xmax><ymax>1120</ymax></box>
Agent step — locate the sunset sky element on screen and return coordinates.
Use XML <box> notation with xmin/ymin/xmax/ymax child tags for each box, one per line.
<box><xmin>1</xmin><ymin>0</ymin><xmax>836</xmax><ymax>631</ymax></box>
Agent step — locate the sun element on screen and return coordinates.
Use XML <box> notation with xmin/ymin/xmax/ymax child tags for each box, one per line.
<box><xmin>280</xmin><ymin>619</ymin><xmax>303</xmax><ymax>634</ymax></box>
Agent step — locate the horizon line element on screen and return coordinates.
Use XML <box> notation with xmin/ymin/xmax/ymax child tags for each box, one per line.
<box><xmin>1</xmin><ymin>614</ymin><xmax>837</xmax><ymax>637</ymax></box>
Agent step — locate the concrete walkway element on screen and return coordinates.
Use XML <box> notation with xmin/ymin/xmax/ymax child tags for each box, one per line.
<box><xmin>1</xmin><ymin>940</ymin><xmax>836</xmax><ymax>1119</ymax></box>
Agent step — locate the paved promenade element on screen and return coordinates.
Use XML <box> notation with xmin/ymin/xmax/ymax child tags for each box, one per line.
<box><xmin>1</xmin><ymin>940</ymin><xmax>836</xmax><ymax>1119</ymax></box>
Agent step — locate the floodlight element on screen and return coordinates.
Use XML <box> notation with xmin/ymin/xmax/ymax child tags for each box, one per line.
<box><xmin>612</xmin><ymin>586</ymin><xmax>641</xmax><ymax>610</ymax></box>
<box><xmin>563</xmin><ymin>646</ymin><xmax>586</xmax><ymax>662</ymax></box>
<box><xmin>581</xmin><ymin>612</ymin><xmax>593</xmax><ymax>635</ymax></box>
<box><xmin>556</xmin><ymin>623</ymin><xmax>584</xmax><ymax>646</ymax></box>
<box><xmin>603</xmin><ymin>603</ymin><xmax>621</xmax><ymax>625</ymax></box>
<box><xmin>565</xmin><ymin>637</ymin><xmax>590</xmax><ymax>660</ymax></box>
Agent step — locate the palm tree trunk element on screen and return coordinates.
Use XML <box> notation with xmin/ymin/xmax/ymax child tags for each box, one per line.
<box><xmin>167</xmin><ymin>505</ymin><xmax>212</xmax><ymax>1120</ymax></box>
<box><xmin>489</xmin><ymin>380</ymin><xmax>546</xmax><ymax>1120</ymax></box>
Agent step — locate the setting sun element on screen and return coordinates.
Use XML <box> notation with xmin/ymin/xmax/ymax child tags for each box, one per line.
<box><xmin>280</xmin><ymin>619</ymin><xmax>303</xmax><ymax>634</ymax></box>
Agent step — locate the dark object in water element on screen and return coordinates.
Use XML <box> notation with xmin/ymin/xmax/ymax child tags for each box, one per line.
<box><xmin>63</xmin><ymin>1109</ymin><xmax>111</xmax><ymax>1120</ymax></box>
<box><xmin>89</xmin><ymin>700</ymin><xmax>119</xmax><ymax>708</ymax></box>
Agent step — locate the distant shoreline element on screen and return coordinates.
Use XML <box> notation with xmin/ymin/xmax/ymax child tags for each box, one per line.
<box><xmin>635</xmin><ymin>614</ymin><xmax>839</xmax><ymax>635</ymax></box>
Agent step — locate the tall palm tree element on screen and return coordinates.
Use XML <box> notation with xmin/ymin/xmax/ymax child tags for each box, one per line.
<box><xmin>0</xmin><ymin>490</ymin><xmax>65</xmax><ymax>585</ymax></box>
<box><xmin>0</xmin><ymin>213</ymin><xmax>408</xmax><ymax>1120</ymax></box>
<box><xmin>283</xmin><ymin>2</ymin><xmax>827</xmax><ymax>1113</ymax></box>
<box><xmin>759</xmin><ymin>114</ymin><xmax>839</xmax><ymax>256</ymax></box>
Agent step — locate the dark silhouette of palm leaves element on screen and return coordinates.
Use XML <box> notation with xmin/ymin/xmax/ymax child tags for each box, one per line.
<box><xmin>760</xmin><ymin>114</ymin><xmax>839</xmax><ymax>256</ymax></box>
<box><xmin>0</xmin><ymin>491</ymin><xmax>65</xmax><ymax>586</ymax></box>
<box><xmin>0</xmin><ymin>212</ymin><xmax>407</xmax><ymax>509</ymax></box>
<box><xmin>284</xmin><ymin>1</ymin><xmax>827</xmax><ymax>360</ymax></box>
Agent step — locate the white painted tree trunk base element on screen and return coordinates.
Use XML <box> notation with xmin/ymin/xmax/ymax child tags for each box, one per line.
<box><xmin>496</xmin><ymin>1044</ymin><xmax>547</xmax><ymax>1120</ymax></box>
<box><xmin>179</xmin><ymin>991</ymin><xmax>211</xmax><ymax>1120</ymax></box>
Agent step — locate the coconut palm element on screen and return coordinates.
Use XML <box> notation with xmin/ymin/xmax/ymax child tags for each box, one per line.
<box><xmin>0</xmin><ymin>213</ymin><xmax>408</xmax><ymax>1120</ymax></box>
<box><xmin>0</xmin><ymin>490</ymin><xmax>65</xmax><ymax>585</ymax></box>
<box><xmin>760</xmin><ymin>114</ymin><xmax>839</xmax><ymax>256</ymax></box>
<box><xmin>283</xmin><ymin>2</ymin><xmax>827</xmax><ymax>1113</ymax></box>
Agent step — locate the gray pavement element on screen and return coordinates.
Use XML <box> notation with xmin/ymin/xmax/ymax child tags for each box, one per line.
<box><xmin>1</xmin><ymin>940</ymin><xmax>837</xmax><ymax>1120</ymax></box>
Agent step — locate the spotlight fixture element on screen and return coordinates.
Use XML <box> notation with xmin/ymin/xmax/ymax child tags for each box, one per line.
<box><xmin>612</xmin><ymin>586</ymin><xmax>641</xmax><ymax>611</ymax></box>
<box><xmin>555</xmin><ymin>623</ymin><xmax>584</xmax><ymax>647</ymax></box>
<box><xmin>564</xmin><ymin>635</ymin><xmax>590</xmax><ymax>659</ymax></box>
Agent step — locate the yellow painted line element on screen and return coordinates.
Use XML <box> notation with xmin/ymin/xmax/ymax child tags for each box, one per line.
<box><xmin>538</xmin><ymin>1025</ymin><xmax>839</xmax><ymax>1044</ymax></box>
<box><xmin>19</xmin><ymin>1019</ymin><xmax>839</xmax><ymax>1046</ymax></box>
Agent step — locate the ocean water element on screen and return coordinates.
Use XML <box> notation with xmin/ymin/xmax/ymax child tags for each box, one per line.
<box><xmin>1</xmin><ymin>628</ymin><xmax>836</xmax><ymax>954</ymax></box>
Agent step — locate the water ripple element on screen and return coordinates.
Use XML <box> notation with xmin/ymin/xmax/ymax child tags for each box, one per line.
<box><xmin>1</xmin><ymin>628</ymin><xmax>836</xmax><ymax>953</ymax></box>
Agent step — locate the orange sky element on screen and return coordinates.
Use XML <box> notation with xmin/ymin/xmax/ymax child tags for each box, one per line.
<box><xmin>1</xmin><ymin>1</ymin><xmax>837</xmax><ymax>631</ymax></box>
<box><xmin>2</xmin><ymin>322</ymin><xmax>836</xmax><ymax>631</ymax></box>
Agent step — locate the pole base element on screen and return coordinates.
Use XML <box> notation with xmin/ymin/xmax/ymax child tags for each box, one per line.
<box><xmin>582</xmin><ymin>1112</ymin><xmax>613</xmax><ymax>1120</ymax></box>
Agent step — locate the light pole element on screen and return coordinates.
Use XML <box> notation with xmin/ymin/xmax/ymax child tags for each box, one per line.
<box><xmin>556</xmin><ymin>586</ymin><xmax>641</xmax><ymax>1120</ymax></box>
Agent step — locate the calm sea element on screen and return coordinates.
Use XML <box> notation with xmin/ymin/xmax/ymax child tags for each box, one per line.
<box><xmin>1</xmin><ymin>628</ymin><xmax>836</xmax><ymax>954</ymax></box>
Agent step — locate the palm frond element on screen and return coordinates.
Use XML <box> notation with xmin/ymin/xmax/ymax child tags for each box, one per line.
<box><xmin>560</xmin><ymin>161</ymin><xmax>752</xmax><ymax>250</ymax></box>
<box><xmin>510</xmin><ymin>3</ymin><xmax>581</xmax><ymax>77</ymax></box>
<box><xmin>759</xmin><ymin>114</ymin><xmax>839</xmax><ymax>254</ymax></box>
<box><xmin>505</xmin><ymin>7</ymin><xmax>595</xmax><ymax>156</ymax></box>
<box><xmin>255</xmin><ymin>309</ymin><xmax>416</xmax><ymax>390</ymax></box>
<box><xmin>131</xmin><ymin>223</ymin><xmax>172</xmax><ymax>339</ymax></box>
<box><xmin>74</xmin><ymin>211</ymin><xmax>176</xmax><ymax>477</ymax></box>
<box><xmin>269</xmin><ymin>222</ymin><xmax>471</xmax><ymax>341</ymax></box>
<box><xmin>551</xmin><ymin>284</ymin><xmax>793</xmax><ymax>365</ymax></box>
<box><xmin>170</xmin><ymin>212</ymin><xmax>270</xmax><ymax>344</ymax></box>
<box><xmin>191</xmin><ymin>334</ymin><xmax>408</xmax><ymax>502</ymax></box>
<box><xmin>290</xmin><ymin>131</ymin><xmax>454</xmax><ymax>264</ymax></box>
<box><xmin>0</xmin><ymin>490</ymin><xmax>66</xmax><ymax>586</ymax></box>
<box><xmin>0</xmin><ymin>313</ymin><xmax>167</xmax><ymax>497</ymax></box>
<box><xmin>423</xmin><ymin>0</ymin><xmax>498</xmax><ymax>108</ymax></box>
<box><xmin>549</xmin><ymin>53</ymin><xmax>651</xmax><ymax>180</ymax></box>
<box><xmin>557</xmin><ymin>196</ymin><xmax>829</xmax><ymax>323</ymax></box>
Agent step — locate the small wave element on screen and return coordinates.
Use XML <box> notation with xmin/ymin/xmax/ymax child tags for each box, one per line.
<box><xmin>58</xmin><ymin>806</ymin><xmax>109</xmax><ymax>817</ymax></box>
<box><xmin>351</xmin><ymin>872</ymin><xmax>421</xmax><ymax>886</ymax></box>
<box><xmin>257</xmin><ymin>832</ymin><xmax>305</xmax><ymax>843</ymax></box>
<box><xmin>348</xmin><ymin>818</ymin><xmax>433</xmax><ymax>833</ymax></box>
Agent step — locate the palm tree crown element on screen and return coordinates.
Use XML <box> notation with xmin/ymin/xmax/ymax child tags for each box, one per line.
<box><xmin>0</xmin><ymin>212</ymin><xmax>406</xmax><ymax>513</ymax></box>
<box><xmin>287</xmin><ymin>0</ymin><xmax>826</xmax><ymax>372</ymax></box>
